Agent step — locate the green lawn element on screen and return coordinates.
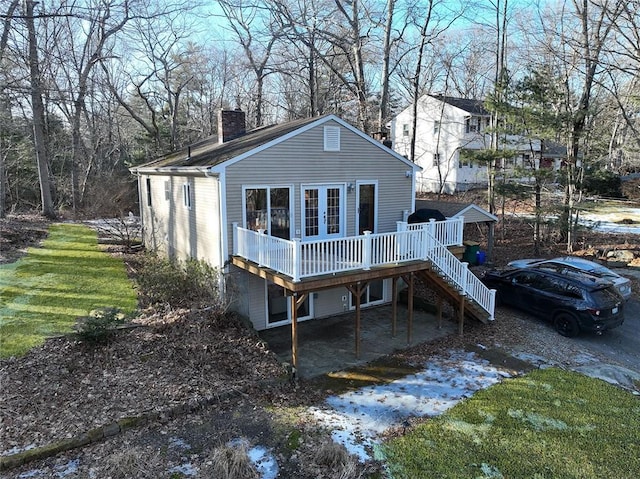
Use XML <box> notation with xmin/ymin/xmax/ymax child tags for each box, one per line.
<box><xmin>0</xmin><ymin>223</ymin><xmax>138</xmax><ymax>357</ymax></box>
<box><xmin>384</xmin><ymin>368</ymin><xmax>640</xmax><ymax>479</ymax></box>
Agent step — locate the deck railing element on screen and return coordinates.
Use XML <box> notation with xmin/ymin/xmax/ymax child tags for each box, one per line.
<box><xmin>404</xmin><ymin>216</ymin><xmax>464</xmax><ymax>247</ymax></box>
<box><xmin>232</xmin><ymin>218</ymin><xmax>494</xmax><ymax>320</ymax></box>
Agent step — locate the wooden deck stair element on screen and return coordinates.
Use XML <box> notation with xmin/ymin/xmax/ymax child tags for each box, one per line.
<box><xmin>416</xmin><ymin>267</ymin><xmax>491</xmax><ymax>325</ymax></box>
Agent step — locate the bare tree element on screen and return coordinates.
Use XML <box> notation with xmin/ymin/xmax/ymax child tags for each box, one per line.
<box><xmin>24</xmin><ymin>0</ymin><xmax>54</xmax><ymax>218</ymax></box>
<box><xmin>0</xmin><ymin>0</ymin><xmax>20</xmax><ymax>217</ymax></box>
<box><xmin>218</xmin><ymin>0</ymin><xmax>281</xmax><ymax>127</ymax></box>
<box><xmin>102</xmin><ymin>4</ymin><xmax>205</xmax><ymax>158</ymax></box>
<box><xmin>559</xmin><ymin>0</ymin><xmax>624</xmax><ymax>251</ymax></box>
<box><xmin>271</xmin><ymin>0</ymin><xmax>374</xmax><ymax>130</ymax></box>
<box><xmin>47</xmin><ymin>0</ymin><xmax>134</xmax><ymax>213</ymax></box>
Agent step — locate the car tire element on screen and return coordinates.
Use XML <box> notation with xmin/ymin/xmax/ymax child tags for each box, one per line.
<box><xmin>554</xmin><ymin>313</ymin><xmax>580</xmax><ymax>337</ymax></box>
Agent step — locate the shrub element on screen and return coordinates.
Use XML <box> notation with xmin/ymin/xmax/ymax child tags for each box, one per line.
<box><xmin>198</xmin><ymin>443</ymin><xmax>259</xmax><ymax>479</ymax></box>
<box><xmin>136</xmin><ymin>254</ymin><xmax>225</xmax><ymax>309</ymax></box>
<box><xmin>74</xmin><ymin>307</ymin><xmax>125</xmax><ymax>344</ymax></box>
<box><xmin>581</xmin><ymin>169</ymin><xmax>623</xmax><ymax>198</ymax></box>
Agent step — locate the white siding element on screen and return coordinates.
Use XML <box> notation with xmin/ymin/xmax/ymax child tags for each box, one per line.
<box><xmin>139</xmin><ymin>174</ymin><xmax>223</xmax><ymax>267</ymax></box>
<box><xmin>391</xmin><ymin>96</ymin><xmax>490</xmax><ymax>193</ymax></box>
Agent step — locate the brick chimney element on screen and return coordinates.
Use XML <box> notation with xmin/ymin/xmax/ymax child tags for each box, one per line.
<box><xmin>218</xmin><ymin>109</ymin><xmax>246</xmax><ymax>143</ymax></box>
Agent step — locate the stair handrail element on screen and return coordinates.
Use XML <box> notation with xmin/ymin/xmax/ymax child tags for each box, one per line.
<box><xmin>420</xmin><ymin>224</ymin><xmax>495</xmax><ymax>320</ymax></box>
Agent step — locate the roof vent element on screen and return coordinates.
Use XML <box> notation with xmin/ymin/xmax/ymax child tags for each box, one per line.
<box><xmin>324</xmin><ymin>126</ymin><xmax>340</xmax><ymax>151</ymax></box>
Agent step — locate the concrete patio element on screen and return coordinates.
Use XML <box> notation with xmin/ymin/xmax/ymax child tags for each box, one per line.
<box><xmin>259</xmin><ymin>304</ymin><xmax>457</xmax><ymax>378</ymax></box>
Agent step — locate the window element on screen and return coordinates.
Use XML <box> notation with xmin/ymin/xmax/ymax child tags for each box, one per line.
<box><xmin>433</xmin><ymin>120</ymin><xmax>440</xmax><ymax>134</ymax></box>
<box><xmin>465</xmin><ymin>117</ymin><xmax>479</xmax><ymax>133</ymax></box>
<box><xmin>324</xmin><ymin>126</ymin><xmax>341</xmax><ymax>151</ymax></box>
<box><xmin>433</xmin><ymin>153</ymin><xmax>441</xmax><ymax>167</ymax></box>
<box><xmin>182</xmin><ymin>182</ymin><xmax>192</xmax><ymax>209</ymax></box>
<box><xmin>244</xmin><ymin>187</ymin><xmax>291</xmax><ymax>239</ymax></box>
<box><xmin>458</xmin><ymin>156</ymin><xmax>474</xmax><ymax>169</ymax></box>
<box><xmin>164</xmin><ymin>180</ymin><xmax>170</xmax><ymax>201</ymax></box>
<box><xmin>402</xmin><ymin>124</ymin><xmax>410</xmax><ymax>137</ymax></box>
<box><xmin>146</xmin><ymin>178</ymin><xmax>152</xmax><ymax>207</ymax></box>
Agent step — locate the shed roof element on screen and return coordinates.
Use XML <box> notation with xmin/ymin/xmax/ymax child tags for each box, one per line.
<box><xmin>415</xmin><ymin>199</ymin><xmax>498</xmax><ymax>223</ymax></box>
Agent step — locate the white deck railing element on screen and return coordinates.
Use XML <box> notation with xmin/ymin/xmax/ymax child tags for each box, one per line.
<box><xmin>404</xmin><ymin>216</ymin><xmax>464</xmax><ymax>247</ymax></box>
<box><xmin>232</xmin><ymin>218</ymin><xmax>495</xmax><ymax>320</ymax></box>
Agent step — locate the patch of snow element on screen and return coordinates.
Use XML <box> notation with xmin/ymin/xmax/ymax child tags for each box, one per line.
<box><xmin>227</xmin><ymin>438</ymin><xmax>279</xmax><ymax>479</ymax></box>
<box><xmin>18</xmin><ymin>470</ymin><xmax>46</xmax><ymax>478</ymax></box>
<box><xmin>54</xmin><ymin>459</ymin><xmax>79</xmax><ymax>478</ymax></box>
<box><xmin>248</xmin><ymin>446</ymin><xmax>279</xmax><ymax>479</ymax></box>
<box><xmin>168</xmin><ymin>436</ymin><xmax>191</xmax><ymax>450</ymax></box>
<box><xmin>309</xmin><ymin>350</ymin><xmax>512</xmax><ymax>461</ymax></box>
<box><xmin>168</xmin><ymin>463</ymin><xmax>197</xmax><ymax>476</ymax></box>
<box><xmin>2</xmin><ymin>444</ymin><xmax>37</xmax><ymax>457</ymax></box>
<box><xmin>18</xmin><ymin>459</ymin><xmax>80</xmax><ymax>478</ymax></box>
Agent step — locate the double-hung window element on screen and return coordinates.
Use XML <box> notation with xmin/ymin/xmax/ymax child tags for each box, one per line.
<box><xmin>183</xmin><ymin>182</ymin><xmax>192</xmax><ymax>209</ymax></box>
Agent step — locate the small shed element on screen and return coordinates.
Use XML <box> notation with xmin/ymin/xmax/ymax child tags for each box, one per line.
<box><xmin>415</xmin><ymin>200</ymin><xmax>498</xmax><ymax>260</ymax></box>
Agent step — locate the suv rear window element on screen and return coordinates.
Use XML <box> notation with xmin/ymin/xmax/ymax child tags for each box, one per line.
<box><xmin>590</xmin><ymin>287</ymin><xmax>620</xmax><ymax>303</ymax></box>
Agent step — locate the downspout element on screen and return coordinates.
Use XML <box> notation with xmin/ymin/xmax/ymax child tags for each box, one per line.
<box><xmin>136</xmin><ymin>172</ymin><xmax>145</xmax><ymax>247</ymax></box>
<box><xmin>205</xmin><ymin>167</ymin><xmax>227</xmax><ymax>298</ymax></box>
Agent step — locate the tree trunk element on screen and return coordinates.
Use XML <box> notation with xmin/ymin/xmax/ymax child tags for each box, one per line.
<box><xmin>0</xmin><ymin>0</ymin><xmax>20</xmax><ymax>218</ymax></box>
<box><xmin>25</xmin><ymin>0</ymin><xmax>55</xmax><ymax>218</ymax></box>
<box><xmin>377</xmin><ymin>0</ymin><xmax>395</xmax><ymax>133</ymax></box>
<box><xmin>409</xmin><ymin>1</ymin><xmax>434</xmax><ymax>164</ymax></box>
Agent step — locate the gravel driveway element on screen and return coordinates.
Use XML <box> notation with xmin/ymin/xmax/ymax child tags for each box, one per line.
<box><xmin>491</xmin><ymin>297</ymin><xmax>640</xmax><ymax>393</ymax></box>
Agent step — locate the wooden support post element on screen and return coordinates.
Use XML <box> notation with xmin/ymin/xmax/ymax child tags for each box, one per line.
<box><xmin>289</xmin><ymin>292</ymin><xmax>308</xmax><ymax>380</ymax></box>
<box><xmin>458</xmin><ymin>295</ymin><xmax>465</xmax><ymax>336</ymax></box>
<box><xmin>392</xmin><ymin>276</ymin><xmax>398</xmax><ymax>337</ymax></box>
<box><xmin>290</xmin><ymin>293</ymin><xmax>298</xmax><ymax>379</ymax></box>
<box><xmin>400</xmin><ymin>273</ymin><xmax>414</xmax><ymax>345</ymax></box>
<box><xmin>437</xmin><ymin>296</ymin><xmax>443</xmax><ymax>329</ymax></box>
<box><xmin>346</xmin><ymin>283</ymin><xmax>365</xmax><ymax>359</ymax></box>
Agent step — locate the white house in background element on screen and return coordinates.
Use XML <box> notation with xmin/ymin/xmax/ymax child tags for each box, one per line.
<box><xmin>391</xmin><ymin>95</ymin><xmax>566</xmax><ymax>194</ymax></box>
<box><xmin>131</xmin><ymin>111</ymin><xmax>496</xmax><ymax>371</ymax></box>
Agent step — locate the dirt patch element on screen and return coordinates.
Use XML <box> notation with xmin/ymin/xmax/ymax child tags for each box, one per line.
<box><xmin>0</xmin><ymin>214</ymin><xmax>50</xmax><ymax>264</ymax></box>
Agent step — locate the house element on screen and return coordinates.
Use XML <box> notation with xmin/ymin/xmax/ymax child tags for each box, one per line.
<box><xmin>390</xmin><ymin>95</ymin><xmax>566</xmax><ymax>194</ymax></box>
<box><xmin>131</xmin><ymin>111</ymin><xmax>496</xmax><ymax>371</ymax></box>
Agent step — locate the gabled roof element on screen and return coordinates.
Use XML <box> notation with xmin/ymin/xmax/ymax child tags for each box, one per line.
<box><xmin>132</xmin><ymin>116</ymin><xmax>323</xmax><ymax>171</ymax></box>
<box><xmin>415</xmin><ymin>199</ymin><xmax>498</xmax><ymax>223</ymax></box>
<box><xmin>429</xmin><ymin>95</ymin><xmax>489</xmax><ymax>116</ymax></box>
<box><xmin>131</xmin><ymin>114</ymin><xmax>420</xmax><ymax>174</ymax></box>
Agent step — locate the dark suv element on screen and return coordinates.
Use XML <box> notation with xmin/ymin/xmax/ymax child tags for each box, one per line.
<box><xmin>482</xmin><ymin>267</ymin><xmax>624</xmax><ymax>337</ymax></box>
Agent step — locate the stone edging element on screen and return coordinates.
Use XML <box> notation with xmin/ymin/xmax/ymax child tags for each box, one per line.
<box><xmin>0</xmin><ymin>388</ymin><xmax>248</xmax><ymax>472</ymax></box>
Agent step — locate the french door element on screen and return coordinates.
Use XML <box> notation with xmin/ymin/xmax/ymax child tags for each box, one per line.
<box><xmin>302</xmin><ymin>185</ymin><xmax>344</xmax><ymax>240</ymax></box>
